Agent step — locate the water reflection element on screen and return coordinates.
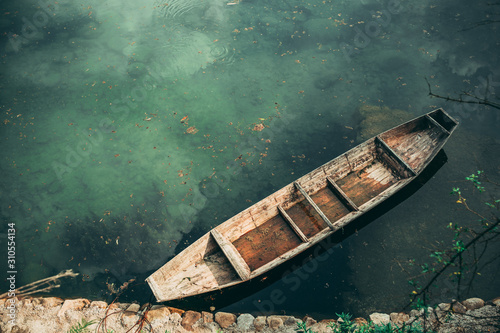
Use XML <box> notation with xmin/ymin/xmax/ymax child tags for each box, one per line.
<box><xmin>0</xmin><ymin>0</ymin><xmax>498</xmax><ymax>318</ymax></box>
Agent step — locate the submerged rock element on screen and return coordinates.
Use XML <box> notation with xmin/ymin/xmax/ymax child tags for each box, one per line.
<box><xmin>36</xmin><ymin>297</ymin><xmax>64</xmax><ymax>308</ymax></box>
<box><xmin>237</xmin><ymin>313</ymin><xmax>255</xmax><ymax>330</ymax></box>
<box><xmin>215</xmin><ymin>312</ymin><xmax>236</xmax><ymax>329</ymax></box>
<box><xmin>369</xmin><ymin>312</ymin><xmax>390</xmax><ymax>325</ymax></box>
<box><xmin>2</xmin><ymin>295</ymin><xmax>500</xmax><ymax>333</ymax></box>
<box><xmin>355</xmin><ymin>104</ymin><xmax>412</xmax><ymax>142</ymax></box>
<box><xmin>202</xmin><ymin>311</ymin><xmax>214</xmax><ymax>323</ymax></box>
<box><xmin>253</xmin><ymin>316</ymin><xmax>267</xmax><ymax>331</ymax></box>
<box><xmin>181</xmin><ymin>310</ymin><xmax>202</xmax><ymax>331</ymax></box>
<box><xmin>390</xmin><ymin>312</ymin><xmax>409</xmax><ymax>326</ymax></box>
<box><xmin>439</xmin><ymin>305</ymin><xmax>499</xmax><ymax>333</ymax></box>
<box><xmin>452</xmin><ymin>301</ymin><xmax>467</xmax><ymax>314</ymax></box>
<box><xmin>266</xmin><ymin>315</ymin><xmax>283</xmax><ymax>329</ymax></box>
<box><xmin>145</xmin><ymin>306</ymin><xmax>170</xmax><ymax>322</ymax></box>
<box><xmin>462</xmin><ymin>297</ymin><xmax>485</xmax><ymax>311</ymax></box>
<box><xmin>57</xmin><ymin>298</ymin><xmax>90</xmax><ymax>318</ymax></box>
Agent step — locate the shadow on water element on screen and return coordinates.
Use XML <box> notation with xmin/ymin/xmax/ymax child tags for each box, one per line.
<box><xmin>113</xmin><ymin>149</ymin><xmax>449</xmax><ymax>312</ymax></box>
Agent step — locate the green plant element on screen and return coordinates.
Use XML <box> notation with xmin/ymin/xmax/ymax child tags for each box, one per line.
<box><xmin>326</xmin><ymin>315</ymin><xmax>428</xmax><ymax>333</ymax></box>
<box><xmin>67</xmin><ymin>319</ymin><xmax>97</xmax><ymax>333</ymax></box>
<box><xmin>297</xmin><ymin>321</ymin><xmax>318</xmax><ymax>333</ymax></box>
<box><xmin>398</xmin><ymin>171</ymin><xmax>499</xmax><ymax>330</ymax></box>
<box><xmin>328</xmin><ymin>313</ymin><xmax>356</xmax><ymax>333</ymax></box>
<box><xmin>399</xmin><ymin>322</ymin><xmax>429</xmax><ymax>333</ymax></box>
<box><xmin>373</xmin><ymin>324</ymin><xmax>394</xmax><ymax>333</ymax></box>
<box><xmin>465</xmin><ymin>170</ymin><xmax>485</xmax><ymax>192</ymax></box>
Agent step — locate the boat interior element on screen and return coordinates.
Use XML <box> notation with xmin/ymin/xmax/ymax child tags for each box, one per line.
<box><xmin>209</xmin><ymin>109</ymin><xmax>456</xmax><ymax>278</ymax></box>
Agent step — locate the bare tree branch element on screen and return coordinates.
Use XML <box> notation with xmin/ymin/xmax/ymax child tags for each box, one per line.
<box><xmin>406</xmin><ymin>217</ymin><xmax>500</xmax><ymax>308</ymax></box>
<box><xmin>0</xmin><ymin>269</ymin><xmax>78</xmax><ymax>299</ymax></box>
<box><xmin>459</xmin><ymin>19</ymin><xmax>500</xmax><ymax>31</ymax></box>
<box><xmin>425</xmin><ymin>77</ymin><xmax>500</xmax><ymax>110</ymax></box>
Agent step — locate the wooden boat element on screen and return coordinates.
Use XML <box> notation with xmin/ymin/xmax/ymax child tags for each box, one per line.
<box><xmin>146</xmin><ymin>108</ymin><xmax>458</xmax><ymax>302</ymax></box>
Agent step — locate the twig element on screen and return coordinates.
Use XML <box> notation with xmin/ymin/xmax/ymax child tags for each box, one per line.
<box><xmin>459</xmin><ymin>19</ymin><xmax>500</xmax><ymax>32</ymax></box>
<box><xmin>425</xmin><ymin>77</ymin><xmax>500</xmax><ymax>110</ymax></box>
<box><xmin>0</xmin><ymin>269</ymin><xmax>78</xmax><ymax>299</ymax></box>
<box><xmin>407</xmin><ymin>218</ymin><xmax>500</xmax><ymax>307</ymax></box>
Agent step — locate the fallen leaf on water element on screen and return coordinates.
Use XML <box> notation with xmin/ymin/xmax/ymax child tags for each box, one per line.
<box><xmin>252</xmin><ymin>123</ymin><xmax>265</xmax><ymax>131</ymax></box>
<box><xmin>186</xmin><ymin>126</ymin><xmax>198</xmax><ymax>134</ymax></box>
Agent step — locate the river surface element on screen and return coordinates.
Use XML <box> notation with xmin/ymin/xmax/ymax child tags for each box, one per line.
<box><xmin>0</xmin><ymin>0</ymin><xmax>499</xmax><ymax>319</ymax></box>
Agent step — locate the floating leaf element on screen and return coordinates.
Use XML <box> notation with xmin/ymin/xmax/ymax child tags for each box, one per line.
<box><xmin>252</xmin><ymin>123</ymin><xmax>265</xmax><ymax>131</ymax></box>
<box><xmin>186</xmin><ymin>126</ymin><xmax>198</xmax><ymax>134</ymax></box>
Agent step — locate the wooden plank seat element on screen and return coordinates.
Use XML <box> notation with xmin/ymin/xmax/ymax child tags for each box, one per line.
<box><xmin>426</xmin><ymin>114</ymin><xmax>450</xmax><ymax>135</ymax></box>
<box><xmin>294</xmin><ymin>182</ymin><xmax>336</xmax><ymax>231</ymax></box>
<box><xmin>326</xmin><ymin>176</ymin><xmax>359</xmax><ymax>211</ymax></box>
<box><xmin>278</xmin><ymin>205</ymin><xmax>309</xmax><ymax>242</ymax></box>
<box><xmin>375</xmin><ymin>136</ymin><xmax>416</xmax><ymax>177</ymax></box>
<box><xmin>210</xmin><ymin>229</ymin><xmax>251</xmax><ymax>280</ymax></box>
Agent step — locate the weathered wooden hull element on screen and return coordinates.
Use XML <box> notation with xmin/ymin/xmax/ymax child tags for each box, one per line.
<box><xmin>146</xmin><ymin>108</ymin><xmax>458</xmax><ymax>302</ymax></box>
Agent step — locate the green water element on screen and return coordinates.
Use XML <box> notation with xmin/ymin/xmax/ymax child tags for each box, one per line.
<box><xmin>1</xmin><ymin>0</ymin><xmax>499</xmax><ymax>318</ymax></box>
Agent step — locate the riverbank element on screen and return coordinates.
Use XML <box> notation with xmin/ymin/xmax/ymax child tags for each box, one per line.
<box><xmin>1</xmin><ymin>296</ymin><xmax>499</xmax><ymax>332</ymax></box>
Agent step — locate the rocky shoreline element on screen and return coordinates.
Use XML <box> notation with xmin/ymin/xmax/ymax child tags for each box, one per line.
<box><xmin>1</xmin><ymin>296</ymin><xmax>499</xmax><ymax>333</ymax></box>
